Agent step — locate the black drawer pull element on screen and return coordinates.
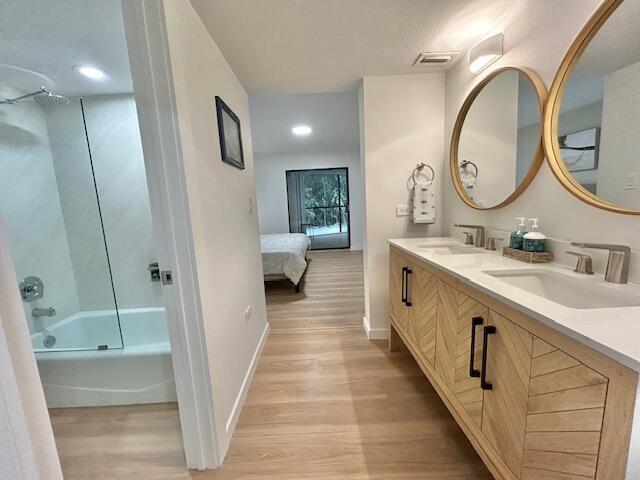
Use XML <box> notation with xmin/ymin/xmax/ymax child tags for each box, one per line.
<box><xmin>401</xmin><ymin>267</ymin><xmax>408</xmax><ymax>304</ymax></box>
<box><xmin>405</xmin><ymin>268</ymin><xmax>413</xmax><ymax>307</ymax></box>
<box><xmin>481</xmin><ymin>325</ymin><xmax>496</xmax><ymax>390</ymax></box>
<box><xmin>469</xmin><ymin>316</ymin><xmax>484</xmax><ymax>378</ymax></box>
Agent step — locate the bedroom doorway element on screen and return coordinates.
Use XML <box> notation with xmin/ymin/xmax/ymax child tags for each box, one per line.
<box><xmin>286</xmin><ymin>167</ymin><xmax>350</xmax><ymax>250</ymax></box>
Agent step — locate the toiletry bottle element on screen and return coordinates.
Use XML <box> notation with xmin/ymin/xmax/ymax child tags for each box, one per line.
<box><xmin>523</xmin><ymin>218</ymin><xmax>546</xmax><ymax>252</ymax></box>
<box><xmin>509</xmin><ymin>217</ymin><xmax>527</xmax><ymax>250</ymax></box>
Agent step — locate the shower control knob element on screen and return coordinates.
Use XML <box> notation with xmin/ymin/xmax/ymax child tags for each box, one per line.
<box><xmin>19</xmin><ymin>276</ymin><xmax>45</xmax><ymax>302</ymax></box>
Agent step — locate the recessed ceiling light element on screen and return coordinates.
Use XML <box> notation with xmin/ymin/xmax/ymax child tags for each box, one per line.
<box><xmin>292</xmin><ymin>125</ymin><xmax>312</xmax><ymax>136</ymax></box>
<box><xmin>74</xmin><ymin>65</ymin><xmax>107</xmax><ymax>81</ymax></box>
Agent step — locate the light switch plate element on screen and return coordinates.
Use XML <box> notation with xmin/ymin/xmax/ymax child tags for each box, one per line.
<box><xmin>624</xmin><ymin>173</ymin><xmax>638</xmax><ymax>190</ymax></box>
<box><xmin>396</xmin><ymin>204</ymin><xmax>409</xmax><ymax>216</ymax></box>
<box><xmin>244</xmin><ymin>305</ymin><xmax>252</xmax><ymax>323</ymax></box>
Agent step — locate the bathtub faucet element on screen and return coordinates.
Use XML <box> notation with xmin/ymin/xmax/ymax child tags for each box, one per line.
<box><xmin>32</xmin><ymin>307</ymin><xmax>56</xmax><ymax>318</ymax></box>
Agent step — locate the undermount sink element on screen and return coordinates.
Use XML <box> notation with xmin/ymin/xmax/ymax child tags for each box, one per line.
<box><xmin>484</xmin><ymin>269</ymin><xmax>640</xmax><ymax>309</ymax></box>
<box><xmin>417</xmin><ymin>243</ymin><xmax>484</xmax><ymax>255</ymax></box>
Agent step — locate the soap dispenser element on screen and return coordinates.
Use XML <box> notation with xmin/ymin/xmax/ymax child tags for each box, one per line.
<box><xmin>509</xmin><ymin>217</ymin><xmax>527</xmax><ymax>250</ymax></box>
<box><xmin>523</xmin><ymin>218</ymin><xmax>546</xmax><ymax>252</ymax></box>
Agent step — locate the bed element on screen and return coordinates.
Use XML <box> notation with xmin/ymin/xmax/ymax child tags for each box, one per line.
<box><xmin>261</xmin><ymin>233</ymin><xmax>311</xmax><ymax>292</ymax></box>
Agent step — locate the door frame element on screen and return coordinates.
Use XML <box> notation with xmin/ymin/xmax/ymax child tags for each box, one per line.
<box><xmin>121</xmin><ymin>0</ymin><xmax>219</xmax><ymax>469</ymax></box>
<box><xmin>285</xmin><ymin>166</ymin><xmax>352</xmax><ymax>250</ymax></box>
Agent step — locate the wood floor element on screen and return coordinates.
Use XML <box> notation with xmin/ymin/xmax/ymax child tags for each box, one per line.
<box><xmin>265</xmin><ymin>250</ymin><xmax>365</xmax><ymax>330</ymax></box>
<box><xmin>50</xmin><ymin>250</ymin><xmax>491</xmax><ymax>479</ymax></box>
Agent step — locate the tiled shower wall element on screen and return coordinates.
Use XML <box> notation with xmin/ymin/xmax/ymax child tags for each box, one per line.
<box><xmin>45</xmin><ymin>94</ymin><xmax>162</xmax><ymax>312</ymax></box>
<box><xmin>0</xmin><ymin>87</ymin><xmax>80</xmax><ymax>331</ymax></box>
<box><xmin>0</xmin><ymin>90</ymin><xmax>160</xmax><ymax>333</ymax></box>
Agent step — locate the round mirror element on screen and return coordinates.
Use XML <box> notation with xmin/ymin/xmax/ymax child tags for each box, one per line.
<box><xmin>451</xmin><ymin>67</ymin><xmax>547</xmax><ymax>209</ymax></box>
<box><xmin>545</xmin><ymin>0</ymin><xmax>640</xmax><ymax>215</ymax></box>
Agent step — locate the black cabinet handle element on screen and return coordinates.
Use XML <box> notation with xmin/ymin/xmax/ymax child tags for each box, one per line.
<box><xmin>469</xmin><ymin>316</ymin><xmax>484</xmax><ymax>378</ymax></box>
<box><xmin>480</xmin><ymin>325</ymin><xmax>496</xmax><ymax>390</ymax></box>
<box><xmin>405</xmin><ymin>268</ymin><xmax>413</xmax><ymax>307</ymax></box>
<box><xmin>401</xmin><ymin>267</ymin><xmax>408</xmax><ymax>304</ymax></box>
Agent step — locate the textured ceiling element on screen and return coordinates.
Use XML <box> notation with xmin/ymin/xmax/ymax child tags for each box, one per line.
<box><xmin>0</xmin><ymin>0</ymin><xmax>132</xmax><ymax>97</ymax></box>
<box><xmin>250</xmin><ymin>92</ymin><xmax>360</xmax><ymax>155</ymax></box>
<box><xmin>190</xmin><ymin>0</ymin><xmax>521</xmax><ymax>93</ymax></box>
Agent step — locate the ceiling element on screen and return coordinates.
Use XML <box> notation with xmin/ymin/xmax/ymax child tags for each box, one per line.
<box><xmin>0</xmin><ymin>0</ymin><xmax>132</xmax><ymax>97</ymax></box>
<box><xmin>190</xmin><ymin>0</ymin><xmax>521</xmax><ymax>93</ymax></box>
<box><xmin>250</xmin><ymin>92</ymin><xmax>360</xmax><ymax>155</ymax></box>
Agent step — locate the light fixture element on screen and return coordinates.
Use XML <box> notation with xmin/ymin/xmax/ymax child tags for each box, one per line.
<box><xmin>74</xmin><ymin>65</ymin><xmax>107</xmax><ymax>81</ymax></box>
<box><xmin>292</xmin><ymin>125</ymin><xmax>312</xmax><ymax>136</ymax></box>
<box><xmin>469</xmin><ymin>33</ymin><xmax>503</xmax><ymax>74</ymax></box>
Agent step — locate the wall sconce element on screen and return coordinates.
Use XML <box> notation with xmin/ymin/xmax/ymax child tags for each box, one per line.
<box><xmin>469</xmin><ymin>33</ymin><xmax>503</xmax><ymax>74</ymax></box>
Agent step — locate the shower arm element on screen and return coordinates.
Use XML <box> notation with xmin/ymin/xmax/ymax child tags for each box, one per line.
<box><xmin>0</xmin><ymin>87</ymin><xmax>49</xmax><ymax>104</ymax></box>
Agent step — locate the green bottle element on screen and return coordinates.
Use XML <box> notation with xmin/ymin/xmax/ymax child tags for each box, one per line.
<box><xmin>509</xmin><ymin>217</ymin><xmax>527</xmax><ymax>250</ymax></box>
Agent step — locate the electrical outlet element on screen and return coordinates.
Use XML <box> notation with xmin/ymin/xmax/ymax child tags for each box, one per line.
<box><xmin>396</xmin><ymin>204</ymin><xmax>409</xmax><ymax>216</ymax></box>
<box><xmin>244</xmin><ymin>305</ymin><xmax>252</xmax><ymax>324</ymax></box>
<box><xmin>248</xmin><ymin>196</ymin><xmax>253</xmax><ymax>213</ymax></box>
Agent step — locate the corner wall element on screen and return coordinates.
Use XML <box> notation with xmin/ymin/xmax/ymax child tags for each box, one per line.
<box><xmin>359</xmin><ymin>73</ymin><xmax>445</xmax><ymax>336</ymax></box>
<box><xmin>162</xmin><ymin>0</ymin><xmax>269</xmax><ymax>461</ymax></box>
<box><xmin>443</xmin><ymin>0</ymin><xmax>640</xmax><ymax>284</ymax></box>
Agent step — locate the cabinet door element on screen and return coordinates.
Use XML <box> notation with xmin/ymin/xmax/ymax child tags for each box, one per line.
<box><xmin>481</xmin><ymin>311</ymin><xmax>533</xmax><ymax>478</ymax></box>
<box><xmin>522</xmin><ymin>338</ymin><xmax>608</xmax><ymax>480</ymax></box>
<box><xmin>388</xmin><ymin>248</ymin><xmax>408</xmax><ymax>331</ymax></box>
<box><xmin>434</xmin><ymin>280</ymin><xmax>458</xmax><ymax>389</ymax></box>
<box><xmin>407</xmin><ymin>262</ymin><xmax>438</xmax><ymax>366</ymax></box>
<box><xmin>453</xmin><ymin>295</ymin><xmax>488</xmax><ymax>429</ymax></box>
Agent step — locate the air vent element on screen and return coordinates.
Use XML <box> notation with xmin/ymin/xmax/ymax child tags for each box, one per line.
<box><xmin>413</xmin><ymin>52</ymin><xmax>458</xmax><ymax>66</ymax></box>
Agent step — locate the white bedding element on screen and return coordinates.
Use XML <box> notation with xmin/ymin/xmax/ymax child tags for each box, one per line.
<box><xmin>260</xmin><ymin>233</ymin><xmax>311</xmax><ymax>284</ymax></box>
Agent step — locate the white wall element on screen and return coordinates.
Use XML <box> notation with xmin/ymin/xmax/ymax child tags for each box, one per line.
<box><xmin>254</xmin><ymin>152</ymin><xmax>363</xmax><ymax>249</ymax></box>
<box><xmin>0</xmin><ymin>88</ymin><xmax>80</xmax><ymax>332</ymax></box>
<box><xmin>162</xmin><ymin>0</ymin><xmax>269</xmax><ymax>461</ymax></box>
<box><xmin>360</xmin><ymin>73</ymin><xmax>445</xmax><ymax>336</ymax></box>
<box><xmin>598</xmin><ymin>60</ymin><xmax>640</xmax><ymax>209</ymax></box>
<box><xmin>443</xmin><ymin>0</ymin><xmax>640</xmax><ymax>285</ymax></box>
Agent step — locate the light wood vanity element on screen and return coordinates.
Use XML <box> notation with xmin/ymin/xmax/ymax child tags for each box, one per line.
<box><xmin>388</xmin><ymin>242</ymin><xmax>639</xmax><ymax>480</ymax></box>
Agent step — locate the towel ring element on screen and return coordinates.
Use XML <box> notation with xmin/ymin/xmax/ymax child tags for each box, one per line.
<box><xmin>459</xmin><ymin>160</ymin><xmax>478</xmax><ymax>179</ymax></box>
<box><xmin>411</xmin><ymin>163</ymin><xmax>435</xmax><ymax>185</ymax></box>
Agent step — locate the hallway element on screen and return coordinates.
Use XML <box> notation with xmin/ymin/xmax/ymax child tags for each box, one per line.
<box><xmin>51</xmin><ymin>250</ymin><xmax>490</xmax><ymax>479</ymax></box>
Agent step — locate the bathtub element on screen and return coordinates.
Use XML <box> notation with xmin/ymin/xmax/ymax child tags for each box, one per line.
<box><xmin>33</xmin><ymin>308</ymin><xmax>177</xmax><ymax>407</ymax></box>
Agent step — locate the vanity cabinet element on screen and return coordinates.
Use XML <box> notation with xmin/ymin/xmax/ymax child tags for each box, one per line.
<box><xmin>388</xmin><ymin>246</ymin><xmax>634</xmax><ymax>480</ymax></box>
<box><xmin>389</xmin><ymin>251</ymin><xmax>438</xmax><ymax>366</ymax></box>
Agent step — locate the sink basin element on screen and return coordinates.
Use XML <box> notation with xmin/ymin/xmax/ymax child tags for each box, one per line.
<box><xmin>417</xmin><ymin>243</ymin><xmax>484</xmax><ymax>255</ymax></box>
<box><xmin>484</xmin><ymin>269</ymin><xmax>640</xmax><ymax>309</ymax></box>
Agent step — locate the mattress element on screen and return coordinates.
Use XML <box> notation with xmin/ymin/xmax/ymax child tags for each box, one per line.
<box><xmin>260</xmin><ymin>233</ymin><xmax>311</xmax><ymax>284</ymax></box>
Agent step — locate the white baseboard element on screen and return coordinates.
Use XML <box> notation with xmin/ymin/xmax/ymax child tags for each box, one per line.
<box><xmin>362</xmin><ymin>316</ymin><xmax>389</xmax><ymax>340</ymax></box>
<box><xmin>225</xmin><ymin>322</ymin><xmax>270</xmax><ymax>433</ymax></box>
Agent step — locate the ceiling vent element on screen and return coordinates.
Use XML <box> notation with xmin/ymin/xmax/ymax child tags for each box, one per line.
<box><xmin>413</xmin><ymin>52</ymin><xmax>458</xmax><ymax>67</ymax></box>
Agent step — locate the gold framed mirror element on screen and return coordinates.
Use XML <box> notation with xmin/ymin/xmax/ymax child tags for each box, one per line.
<box><xmin>450</xmin><ymin>67</ymin><xmax>547</xmax><ymax>210</ymax></box>
<box><xmin>544</xmin><ymin>0</ymin><xmax>640</xmax><ymax>215</ymax></box>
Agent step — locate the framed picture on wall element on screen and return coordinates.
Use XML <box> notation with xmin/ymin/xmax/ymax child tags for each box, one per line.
<box><xmin>558</xmin><ymin>127</ymin><xmax>600</xmax><ymax>172</ymax></box>
<box><xmin>215</xmin><ymin>96</ymin><xmax>245</xmax><ymax>170</ymax></box>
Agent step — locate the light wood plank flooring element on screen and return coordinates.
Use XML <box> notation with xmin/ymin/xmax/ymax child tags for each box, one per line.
<box><xmin>50</xmin><ymin>250</ymin><xmax>491</xmax><ymax>479</ymax></box>
<box><xmin>266</xmin><ymin>250</ymin><xmax>365</xmax><ymax>330</ymax></box>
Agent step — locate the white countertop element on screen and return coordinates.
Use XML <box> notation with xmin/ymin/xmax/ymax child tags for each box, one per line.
<box><xmin>389</xmin><ymin>237</ymin><xmax>640</xmax><ymax>372</ymax></box>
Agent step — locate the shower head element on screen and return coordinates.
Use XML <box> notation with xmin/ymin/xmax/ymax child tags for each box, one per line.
<box><xmin>0</xmin><ymin>87</ymin><xmax>69</xmax><ymax>106</ymax></box>
<box><xmin>33</xmin><ymin>90</ymin><xmax>69</xmax><ymax>106</ymax></box>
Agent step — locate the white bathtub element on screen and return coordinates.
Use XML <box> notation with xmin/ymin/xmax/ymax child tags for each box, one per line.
<box><xmin>33</xmin><ymin>308</ymin><xmax>177</xmax><ymax>407</ymax></box>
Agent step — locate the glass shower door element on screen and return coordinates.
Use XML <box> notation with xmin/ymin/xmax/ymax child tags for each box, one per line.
<box><xmin>0</xmin><ymin>95</ymin><xmax>122</xmax><ymax>352</ymax></box>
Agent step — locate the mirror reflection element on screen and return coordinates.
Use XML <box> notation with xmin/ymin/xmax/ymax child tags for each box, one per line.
<box><xmin>558</xmin><ymin>0</ymin><xmax>640</xmax><ymax>210</ymax></box>
<box><xmin>455</xmin><ymin>69</ymin><xmax>542</xmax><ymax>208</ymax></box>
